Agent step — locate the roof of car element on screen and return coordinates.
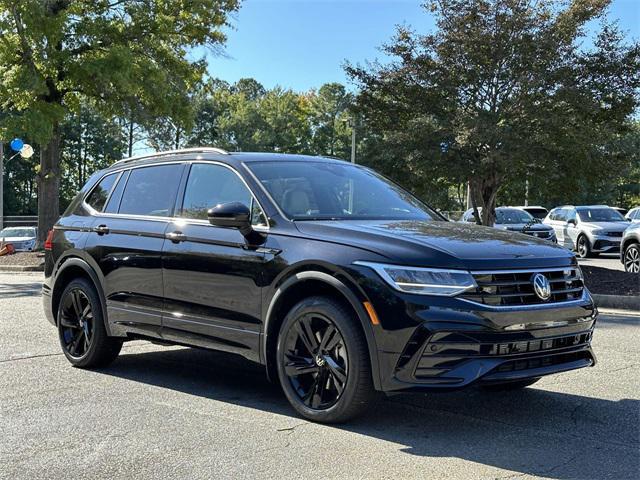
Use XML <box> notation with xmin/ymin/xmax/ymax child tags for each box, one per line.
<box><xmin>108</xmin><ymin>148</ymin><xmax>348</xmax><ymax>171</ymax></box>
<box><xmin>509</xmin><ymin>205</ymin><xmax>547</xmax><ymax>210</ymax></box>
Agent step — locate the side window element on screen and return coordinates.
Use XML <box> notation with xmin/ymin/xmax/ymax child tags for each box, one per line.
<box><xmin>566</xmin><ymin>209</ymin><xmax>577</xmax><ymax>223</ymax></box>
<box><xmin>85</xmin><ymin>173</ymin><xmax>117</xmax><ymax>212</ymax></box>
<box><xmin>118</xmin><ymin>164</ymin><xmax>183</xmax><ymax>217</ymax></box>
<box><xmin>104</xmin><ymin>171</ymin><xmax>129</xmax><ymax>214</ymax></box>
<box><xmin>555</xmin><ymin>209</ymin><xmax>567</xmax><ymax>222</ymax></box>
<box><xmin>180</xmin><ymin>163</ymin><xmax>266</xmax><ymax>226</ymax></box>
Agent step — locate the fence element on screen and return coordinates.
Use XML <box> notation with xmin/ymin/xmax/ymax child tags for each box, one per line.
<box><xmin>1</xmin><ymin>216</ymin><xmax>38</xmax><ymax>230</ymax></box>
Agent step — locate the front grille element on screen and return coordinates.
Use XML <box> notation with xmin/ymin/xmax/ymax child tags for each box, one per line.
<box><xmin>605</xmin><ymin>231</ymin><xmax>623</xmax><ymax>237</ymax></box>
<box><xmin>461</xmin><ymin>267</ymin><xmax>584</xmax><ymax>306</ymax></box>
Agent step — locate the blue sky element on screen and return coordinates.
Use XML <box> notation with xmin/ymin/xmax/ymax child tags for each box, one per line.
<box><xmin>203</xmin><ymin>0</ymin><xmax>640</xmax><ymax>92</ymax></box>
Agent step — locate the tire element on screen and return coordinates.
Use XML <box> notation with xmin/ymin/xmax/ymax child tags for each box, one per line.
<box><xmin>480</xmin><ymin>378</ymin><xmax>540</xmax><ymax>392</ymax></box>
<box><xmin>57</xmin><ymin>278</ymin><xmax>122</xmax><ymax>368</ymax></box>
<box><xmin>624</xmin><ymin>243</ymin><xmax>640</xmax><ymax>273</ymax></box>
<box><xmin>576</xmin><ymin>235</ymin><xmax>595</xmax><ymax>258</ymax></box>
<box><xmin>276</xmin><ymin>296</ymin><xmax>375</xmax><ymax>423</ymax></box>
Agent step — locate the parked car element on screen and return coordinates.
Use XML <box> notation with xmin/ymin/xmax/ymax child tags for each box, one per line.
<box><xmin>612</xmin><ymin>207</ymin><xmax>628</xmax><ymax>217</ymax></box>
<box><xmin>625</xmin><ymin>207</ymin><xmax>640</xmax><ymax>223</ymax></box>
<box><xmin>460</xmin><ymin>207</ymin><xmax>557</xmax><ymax>242</ymax></box>
<box><xmin>43</xmin><ymin>148</ymin><xmax>596</xmax><ymax>423</ymax></box>
<box><xmin>621</xmin><ymin>223</ymin><xmax>640</xmax><ymax>273</ymax></box>
<box><xmin>0</xmin><ymin>226</ymin><xmax>37</xmax><ymax>251</ymax></box>
<box><xmin>510</xmin><ymin>205</ymin><xmax>549</xmax><ymax>220</ymax></box>
<box><xmin>543</xmin><ymin>205</ymin><xmax>629</xmax><ymax>258</ymax></box>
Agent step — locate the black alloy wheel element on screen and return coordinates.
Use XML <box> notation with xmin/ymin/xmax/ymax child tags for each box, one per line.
<box><xmin>57</xmin><ymin>278</ymin><xmax>123</xmax><ymax>368</ymax></box>
<box><xmin>283</xmin><ymin>313</ymin><xmax>348</xmax><ymax>410</ymax></box>
<box><xmin>277</xmin><ymin>296</ymin><xmax>375</xmax><ymax>423</ymax></box>
<box><xmin>624</xmin><ymin>244</ymin><xmax>640</xmax><ymax>273</ymax></box>
<box><xmin>59</xmin><ymin>288</ymin><xmax>94</xmax><ymax>358</ymax></box>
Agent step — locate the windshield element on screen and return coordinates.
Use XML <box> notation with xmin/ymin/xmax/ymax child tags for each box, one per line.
<box><xmin>495</xmin><ymin>209</ymin><xmax>535</xmax><ymax>225</ymax></box>
<box><xmin>577</xmin><ymin>208</ymin><xmax>624</xmax><ymax>222</ymax></box>
<box><xmin>525</xmin><ymin>208</ymin><xmax>548</xmax><ymax>220</ymax></box>
<box><xmin>0</xmin><ymin>228</ymin><xmax>36</xmax><ymax>238</ymax></box>
<box><xmin>247</xmin><ymin>161</ymin><xmax>442</xmax><ymax>221</ymax></box>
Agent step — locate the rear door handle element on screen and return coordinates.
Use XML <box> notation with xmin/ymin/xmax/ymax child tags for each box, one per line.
<box><xmin>166</xmin><ymin>231</ymin><xmax>186</xmax><ymax>243</ymax></box>
<box><xmin>93</xmin><ymin>224</ymin><xmax>109</xmax><ymax>235</ymax></box>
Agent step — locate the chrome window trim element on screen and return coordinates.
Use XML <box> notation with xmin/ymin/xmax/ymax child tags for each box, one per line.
<box><xmin>82</xmin><ymin>159</ymin><xmax>269</xmax><ymax>231</ymax></box>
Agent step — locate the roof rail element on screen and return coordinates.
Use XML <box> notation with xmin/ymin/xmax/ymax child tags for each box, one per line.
<box><xmin>113</xmin><ymin>147</ymin><xmax>230</xmax><ymax>166</ymax></box>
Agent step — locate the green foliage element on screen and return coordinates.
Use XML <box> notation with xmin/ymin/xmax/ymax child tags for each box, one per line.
<box><xmin>346</xmin><ymin>0</ymin><xmax>640</xmax><ymax>224</ymax></box>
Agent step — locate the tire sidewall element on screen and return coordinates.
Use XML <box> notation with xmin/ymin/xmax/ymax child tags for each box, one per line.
<box><xmin>57</xmin><ymin>278</ymin><xmax>107</xmax><ymax>367</ymax></box>
<box><xmin>276</xmin><ymin>298</ymin><xmax>367</xmax><ymax>423</ymax></box>
<box><xmin>576</xmin><ymin>235</ymin><xmax>590</xmax><ymax>258</ymax></box>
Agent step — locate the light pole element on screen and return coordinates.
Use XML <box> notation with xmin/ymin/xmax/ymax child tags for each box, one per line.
<box><xmin>350</xmin><ymin>120</ymin><xmax>356</xmax><ymax>164</ymax></box>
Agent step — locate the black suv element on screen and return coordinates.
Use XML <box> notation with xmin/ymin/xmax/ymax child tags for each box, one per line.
<box><xmin>43</xmin><ymin>148</ymin><xmax>597</xmax><ymax>423</ymax></box>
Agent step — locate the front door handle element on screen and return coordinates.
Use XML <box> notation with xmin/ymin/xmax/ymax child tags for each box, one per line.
<box><xmin>166</xmin><ymin>231</ymin><xmax>186</xmax><ymax>243</ymax></box>
<box><xmin>93</xmin><ymin>224</ymin><xmax>109</xmax><ymax>235</ymax></box>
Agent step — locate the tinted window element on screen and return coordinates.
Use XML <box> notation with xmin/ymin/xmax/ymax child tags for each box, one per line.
<box><xmin>496</xmin><ymin>209</ymin><xmax>533</xmax><ymax>224</ymax></box>
<box><xmin>248</xmin><ymin>161</ymin><xmax>441</xmax><ymax>221</ymax></box>
<box><xmin>554</xmin><ymin>209</ymin><xmax>567</xmax><ymax>222</ymax></box>
<box><xmin>119</xmin><ymin>164</ymin><xmax>182</xmax><ymax>217</ymax></box>
<box><xmin>104</xmin><ymin>171</ymin><xmax>128</xmax><ymax>214</ymax></box>
<box><xmin>180</xmin><ymin>163</ymin><xmax>266</xmax><ymax>225</ymax></box>
<box><xmin>85</xmin><ymin>173</ymin><xmax>117</xmax><ymax>212</ymax></box>
<box><xmin>577</xmin><ymin>207</ymin><xmax>624</xmax><ymax>222</ymax></box>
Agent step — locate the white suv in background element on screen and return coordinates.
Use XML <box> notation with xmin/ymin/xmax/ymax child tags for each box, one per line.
<box><xmin>625</xmin><ymin>207</ymin><xmax>640</xmax><ymax>222</ymax></box>
<box><xmin>543</xmin><ymin>205</ymin><xmax>629</xmax><ymax>258</ymax></box>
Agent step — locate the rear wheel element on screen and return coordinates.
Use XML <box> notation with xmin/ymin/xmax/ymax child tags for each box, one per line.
<box><xmin>481</xmin><ymin>378</ymin><xmax>540</xmax><ymax>392</ymax></box>
<box><xmin>57</xmin><ymin>278</ymin><xmax>122</xmax><ymax>368</ymax></box>
<box><xmin>276</xmin><ymin>296</ymin><xmax>375</xmax><ymax>423</ymax></box>
<box><xmin>624</xmin><ymin>244</ymin><xmax>640</xmax><ymax>273</ymax></box>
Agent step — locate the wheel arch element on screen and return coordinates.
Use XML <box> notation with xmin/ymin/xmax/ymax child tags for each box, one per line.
<box><xmin>262</xmin><ymin>270</ymin><xmax>382</xmax><ymax>390</ymax></box>
<box><xmin>51</xmin><ymin>257</ymin><xmax>110</xmax><ymax>335</ymax></box>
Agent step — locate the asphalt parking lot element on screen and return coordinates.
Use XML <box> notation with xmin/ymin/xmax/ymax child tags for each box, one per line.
<box><xmin>577</xmin><ymin>253</ymin><xmax>625</xmax><ymax>272</ymax></box>
<box><xmin>1</xmin><ymin>273</ymin><xmax>638</xmax><ymax>480</ymax></box>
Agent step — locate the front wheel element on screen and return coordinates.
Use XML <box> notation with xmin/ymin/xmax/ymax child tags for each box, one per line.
<box><xmin>576</xmin><ymin>235</ymin><xmax>596</xmax><ymax>258</ymax></box>
<box><xmin>57</xmin><ymin>278</ymin><xmax>122</xmax><ymax>368</ymax></box>
<box><xmin>276</xmin><ymin>296</ymin><xmax>375</xmax><ymax>423</ymax></box>
<box><xmin>624</xmin><ymin>244</ymin><xmax>640</xmax><ymax>273</ymax></box>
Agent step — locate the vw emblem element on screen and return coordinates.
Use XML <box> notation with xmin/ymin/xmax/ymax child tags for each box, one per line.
<box><xmin>532</xmin><ymin>273</ymin><xmax>551</xmax><ymax>301</ymax></box>
<box><xmin>315</xmin><ymin>355</ymin><xmax>326</xmax><ymax>367</ymax></box>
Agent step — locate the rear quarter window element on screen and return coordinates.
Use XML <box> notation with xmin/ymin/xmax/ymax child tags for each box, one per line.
<box><xmin>85</xmin><ymin>173</ymin><xmax>118</xmax><ymax>212</ymax></box>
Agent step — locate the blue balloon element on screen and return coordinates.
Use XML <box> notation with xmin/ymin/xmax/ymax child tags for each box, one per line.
<box><xmin>10</xmin><ymin>138</ymin><xmax>24</xmax><ymax>152</ymax></box>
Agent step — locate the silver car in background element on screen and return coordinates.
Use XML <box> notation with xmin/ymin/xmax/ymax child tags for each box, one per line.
<box><xmin>621</xmin><ymin>223</ymin><xmax>640</xmax><ymax>272</ymax></box>
<box><xmin>544</xmin><ymin>205</ymin><xmax>629</xmax><ymax>258</ymax></box>
<box><xmin>625</xmin><ymin>207</ymin><xmax>640</xmax><ymax>222</ymax></box>
<box><xmin>0</xmin><ymin>226</ymin><xmax>37</xmax><ymax>251</ymax></box>
<box><xmin>460</xmin><ymin>207</ymin><xmax>557</xmax><ymax>242</ymax></box>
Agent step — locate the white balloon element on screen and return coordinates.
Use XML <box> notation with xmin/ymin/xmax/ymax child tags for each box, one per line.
<box><xmin>19</xmin><ymin>144</ymin><xmax>34</xmax><ymax>159</ymax></box>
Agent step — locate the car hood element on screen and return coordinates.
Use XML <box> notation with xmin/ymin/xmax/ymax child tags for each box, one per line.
<box><xmin>293</xmin><ymin>219</ymin><xmax>574</xmax><ymax>270</ymax></box>
<box><xmin>581</xmin><ymin>221</ymin><xmax>629</xmax><ymax>231</ymax></box>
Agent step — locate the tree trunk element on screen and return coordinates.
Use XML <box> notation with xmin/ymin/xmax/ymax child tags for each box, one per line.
<box><xmin>37</xmin><ymin>125</ymin><xmax>61</xmax><ymax>248</ymax></box>
<box><xmin>470</xmin><ymin>173</ymin><xmax>500</xmax><ymax>226</ymax></box>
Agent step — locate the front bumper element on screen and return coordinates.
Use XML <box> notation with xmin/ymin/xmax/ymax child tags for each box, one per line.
<box><xmin>590</xmin><ymin>235</ymin><xmax>621</xmax><ymax>253</ymax></box>
<box><xmin>353</xmin><ymin>267</ymin><xmax>597</xmax><ymax>393</ymax></box>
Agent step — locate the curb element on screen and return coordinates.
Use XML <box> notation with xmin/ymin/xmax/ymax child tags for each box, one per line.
<box><xmin>0</xmin><ymin>264</ymin><xmax>44</xmax><ymax>272</ymax></box>
<box><xmin>593</xmin><ymin>294</ymin><xmax>640</xmax><ymax>312</ymax></box>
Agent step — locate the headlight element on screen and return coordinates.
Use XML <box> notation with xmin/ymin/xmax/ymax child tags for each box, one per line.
<box><xmin>354</xmin><ymin>261</ymin><xmax>477</xmax><ymax>296</ymax></box>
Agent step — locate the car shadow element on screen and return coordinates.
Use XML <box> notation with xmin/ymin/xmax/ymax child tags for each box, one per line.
<box><xmin>100</xmin><ymin>346</ymin><xmax>639</xmax><ymax>479</ymax></box>
<box><xmin>0</xmin><ymin>282</ymin><xmax>42</xmax><ymax>299</ymax></box>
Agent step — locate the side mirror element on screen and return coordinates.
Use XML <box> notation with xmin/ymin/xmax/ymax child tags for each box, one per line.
<box><xmin>208</xmin><ymin>202</ymin><xmax>252</xmax><ymax>235</ymax></box>
<box><xmin>567</xmin><ymin>219</ymin><xmax>577</xmax><ymax>226</ymax></box>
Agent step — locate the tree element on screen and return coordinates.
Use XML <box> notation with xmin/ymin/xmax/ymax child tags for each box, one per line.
<box><xmin>309</xmin><ymin>83</ymin><xmax>354</xmax><ymax>157</ymax></box>
<box><xmin>0</xmin><ymin>0</ymin><xmax>240</xmax><ymax>245</ymax></box>
<box><xmin>346</xmin><ymin>0</ymin><xmax>639</xmax><ymax>225</ymax></box>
